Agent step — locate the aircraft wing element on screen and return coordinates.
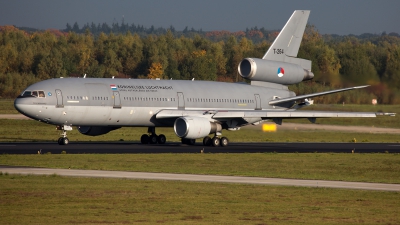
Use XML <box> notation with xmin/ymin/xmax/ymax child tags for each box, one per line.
<box><xmin>269</xmin><ymin>85</ymin><xmax>369</xmax><ymax>105</ymax></box>
<box><xmin>156</xmin><ymin>109</ymin><xmax>394</xmax><ymax>121</ymax></box>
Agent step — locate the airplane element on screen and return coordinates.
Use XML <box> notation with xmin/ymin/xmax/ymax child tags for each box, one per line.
<box><xmin>14</xmin><ymin>10</ymin><xmax>395</xmax><ymax>146</ymax></box>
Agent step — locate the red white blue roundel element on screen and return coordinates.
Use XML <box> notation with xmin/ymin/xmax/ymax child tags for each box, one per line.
<box><xmin>277</xmin><ymin>67</ymin><xmax>284</xmax><ymax>77</ymax></box>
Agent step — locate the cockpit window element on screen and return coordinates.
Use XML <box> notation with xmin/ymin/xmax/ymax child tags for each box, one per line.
<box><xmin>22</xmin><ymin>91</ymin><xmax>32</xmax><ymax>97</ymax></box>
<box><xmin>21</xmin><ymin>90</ymin><xmax>46</xmax><ymax>98</ymax></box>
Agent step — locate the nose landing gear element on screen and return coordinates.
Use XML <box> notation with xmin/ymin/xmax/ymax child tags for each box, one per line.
<box><xmin>56</xmin><ymin>125</ymin><xmax>72</xmax><ymax>145</ymax></box>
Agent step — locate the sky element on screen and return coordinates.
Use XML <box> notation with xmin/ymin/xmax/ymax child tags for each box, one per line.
<box><xmin>0</xmin><ymin>0</ymin><xmax>399</xmax><ymax>35</ymax></box>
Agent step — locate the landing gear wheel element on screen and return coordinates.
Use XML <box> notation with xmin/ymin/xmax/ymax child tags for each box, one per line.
<box><xmin>149</xmin><ymin>134</ymin><xmax>158</xmax><ymax>144</ymax></box>
<box><xmin>58</xmin><ymin>137</ymin><xmax>69</xmax><ymax>145</ymax></box>
<box><xmin>56</xmin><ymin>125</ymin><xmax>72</xmax><ymax>145</ymax></box>
<box><xmin>157</xmin><ymin>134</ymin><xmax>166</xmax><ymax>144</ymax></box>
<box><xmin>220</xmin><ymin>137</ymin><xmax>229</xmax><ymax>147</ymax></box>
<box><xmin>57</xmin><ymin>137</ymin><xmax>63</xmax><ymax>145</ymax></box>
<box><xmin>182</xmin><ymin>138</ymin><xmax>196</xmax><ymax>145</ymax></box>
<box><xmin>188</xmin><ymin>139</ymin><xmax>196</xmax><ymax>145</ymax></box>
<box><xmin>211</xmin><ymin>137</ymin><xmax>220</xmax><ymax>147</ymax></box>
<box><xmin>140</xmin><ymin>134</ymin><xmax>149</xmax><ymax>144</ymax></box>
<box><xmin>62</xmin><ymin>137</ymin><xmax>69</xmax><ymax>145</ymax></box>
<box><xmin>203</xmin><ymin>136</ymin><xmax>212</xmax><ymax>146</ymax></box>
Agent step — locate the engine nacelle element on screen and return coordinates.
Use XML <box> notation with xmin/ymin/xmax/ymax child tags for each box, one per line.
<box><xmin>174</xmin><ymin>117</ymin><xmax>222</xmax><ymax>139</ymax></box>
<box><xmin>78</xmin><ymin>126</ymin><xmax>120</xmax><ymax>136</ymax></box>
<box><xmin>238</xmin><ymin>58</ymin><xmax>313</xmax><ymax>85</ymax></box>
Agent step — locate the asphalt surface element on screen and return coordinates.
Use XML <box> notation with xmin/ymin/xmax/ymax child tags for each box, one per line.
<box><xmin>1</xmin><ymin>166</ymin><xmax>399</xmax><ymax>192</ymax></box>
<box><xmin>0</xmin><ymin>142</ymin><xmax>400</xmax><ymax>154</ymax></box>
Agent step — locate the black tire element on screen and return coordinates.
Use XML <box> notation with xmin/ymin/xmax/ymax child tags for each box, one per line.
<box><xmin>62</xmin><ymin>137</ymin><xmax>69</xmax><ymax>145</ymax></box>
<box><xmin>149</xmin><ymin>134</ymin><xmax>158</xmax><ymax>144</ymax></box>
<box><xmin>157</xmin><ymin>134</ymin><xmax>166</xmax><ymax>144</ymax></box>
<box><xmin>188</xmin><ymin>139</ymin><xmax>196</xmax><ymax>145</ymax></box>
<box><xmin>140</xmin><ymin>134</ymin><xmax>149</xmax><ymax>144</ymax></box>
<box><xmin>220</xmin><ymin>137</ymin><xmax>229</xmax><ymax>147</ymax></box>
<box><xmin>57</xmin><ymin>137</ymin><xmax>63</xmax><ymax>145</ymax></box>
<box><xmin>211</xmin><ymin>137</ymin><xmax>220</xmax><ymax>147</ymax></box>
<box><xmin>181</xmin><ymin>138</ymin><xmax>195</xmax><ymax>145</ymax></box>
<box><xmin>203</xmin><ymin>136</ymin><xmax>211</xmax><ymax>146</ymax></box>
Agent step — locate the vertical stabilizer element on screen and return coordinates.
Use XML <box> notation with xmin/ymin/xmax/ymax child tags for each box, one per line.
<box><xmin>262</xmin><ymin>10</ymin><xmax>310</xmax><ymax>61</ymax></box>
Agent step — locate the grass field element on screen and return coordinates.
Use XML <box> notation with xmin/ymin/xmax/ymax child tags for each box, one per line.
<box><xmin>1</xmin><ymin>100</ymin><xmax>399</xmax><ymax>224</ymax></box>
<box><xmin>0</xmin><ymin>99</ymin><xmax>18</xmax><ymax>114</ymax></box>
<box><xmin>1</xmin><ymin>153</ymin><xmax>399</xmax><ymax>184</ymax></box>
<box><xmin>1</xmin><ymin>174</ymin><xmax>399</xmax><ymax>225</ymax></box>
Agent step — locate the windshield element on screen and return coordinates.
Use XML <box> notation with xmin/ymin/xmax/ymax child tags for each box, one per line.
<box><xmin>21</xmin><ymin>90</ymin><xmax>46</xmax><ymax>98</ymax></box>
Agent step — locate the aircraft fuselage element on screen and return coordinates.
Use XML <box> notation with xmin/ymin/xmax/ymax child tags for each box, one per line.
<box><xmin>15</xmin><ymin>78</ymin><xmax>294</xmax><ymax>127</ymax></box>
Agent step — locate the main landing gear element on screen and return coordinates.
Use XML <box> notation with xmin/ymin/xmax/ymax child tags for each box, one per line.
<box><xmin>56</xmin><ymin>125</ymin><xmax>72</xmax><ymax>145</ymax></box>
<box><xmin>202</xmin><ymin>136</ymin><xmax>229</xmax><ymax>147</ymax></box>
<box><xmin>140</xmin><ymin>127</ymin><xmax>166</xmax><ymax>144</ymax></box>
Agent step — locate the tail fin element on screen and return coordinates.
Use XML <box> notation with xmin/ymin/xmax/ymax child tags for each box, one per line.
<box><xmin>262</xmin><ymin>10</ymin><xmax>310</xmax><ymax>62</ymax></box>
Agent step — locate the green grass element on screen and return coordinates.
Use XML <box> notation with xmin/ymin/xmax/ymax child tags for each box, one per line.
<box><xmin>0</xmin><ymin>119</ymin><xmax>399</xmax><ymax>143</ymax></box>
<box><xmin>1</xmin><ymin>153</ymin><xmax>399</xmax><ymax>184</ymax></box>
<box><xmin>1</xmin><ymin>174</ymin><xmax>399</xmax><ymax>225</ymax></box>
<box><xmin>0</xmin><ymin>99</ymin><xmax>18</xmax><ymax>114</ymax></box>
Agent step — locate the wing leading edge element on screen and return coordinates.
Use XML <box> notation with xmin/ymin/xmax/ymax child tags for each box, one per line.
<box><xmin>156</xmin><ymin>109</ymin><xmax>387</xmax><ymax>120</ymax></box>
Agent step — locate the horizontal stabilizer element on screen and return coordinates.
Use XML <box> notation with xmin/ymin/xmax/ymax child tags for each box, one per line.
<box><xmin>269</xmin><ymin>85</ymin><xmax>369</xmax><ymax>105</ymax></box>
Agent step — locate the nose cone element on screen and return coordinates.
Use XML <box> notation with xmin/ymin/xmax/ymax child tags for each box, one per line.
<box><xmin>14</xmin><ymin>97</ymin><xmax>36</xmax><ymax>119</ymax></box>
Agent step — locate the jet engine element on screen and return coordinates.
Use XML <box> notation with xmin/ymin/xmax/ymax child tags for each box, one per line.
<box><xmin>174</xmin><ymin>117</ymin><xmax>222</xmax><ymax>139</ymax></box>
<box><xmin>238</xmin><ymin>58</ymin><xmax>314</xmax><ymax>85</ymax></box>
<box><xmin>78</xmin><ymin>126</ymin><xmax>120</xmax><ymax>136</ymax></box>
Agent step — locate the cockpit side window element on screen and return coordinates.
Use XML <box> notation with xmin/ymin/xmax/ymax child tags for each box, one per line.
<box><xmin>21</xmin><ymin>90</ymin><xmax>45</xmax><ymax>98</ymax></box>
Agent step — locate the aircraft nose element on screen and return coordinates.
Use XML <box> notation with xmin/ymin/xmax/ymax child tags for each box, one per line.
<box><xmin>14</xmin><ymin>97</ymin><xmax>35</xmax><ymax>118</ymax></box>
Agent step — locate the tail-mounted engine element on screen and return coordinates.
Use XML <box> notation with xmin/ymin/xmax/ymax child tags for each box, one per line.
<box><xmin>174</xmin><ymin>117</ymin><xmax>222</xmax><ymax>139</ymax></box>
<box><xmin>238</xmin><ymin>58</ymin><xmax>314</xmax><ymax>85</ymax></box>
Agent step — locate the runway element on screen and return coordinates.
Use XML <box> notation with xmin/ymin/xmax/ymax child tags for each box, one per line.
<box><xmin>1</xmin><ymin>166</ymin><xmax>399</xmax><ymax>192</ymax></box>
<box><xmin>0</xmin><ymin>142</ymin><xmax>399</xmax><ymax>154</ymax></box>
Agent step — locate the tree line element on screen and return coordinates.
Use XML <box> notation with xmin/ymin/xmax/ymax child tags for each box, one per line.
<box><xmin>0</xmin><ymin>24</ymin><xmax>400</xmax><ymax>104</ymax></box>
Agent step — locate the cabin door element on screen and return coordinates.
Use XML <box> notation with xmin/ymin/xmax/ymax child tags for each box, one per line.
<box><xmin>177</xmin><ymin>92</ymin><xmax>185</xmax><ymax>110</ymax></box>
<box><xmin>113</xmin><ymin>91</ymin><xmax>121</xmax><ymax>108</ymax></box>
<box><xmin>55</xmin><ymin>89</ymin><xmax>63</xmax><ymax>108</ymax></box>
<box><xmin>254</xmin><ymin>94</ymin><xmax>261</xmax><ymax>110</ymax></box>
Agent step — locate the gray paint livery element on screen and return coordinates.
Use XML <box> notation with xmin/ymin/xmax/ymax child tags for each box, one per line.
<box><xmin>14</xmin><ymin>10</ymin><xmax>394</xmax><ymax>146</ymax></box>
<box><xmin>15</xmin><ymin>78</ymin><xmax>293</xmax><ymax>127</ymax></box>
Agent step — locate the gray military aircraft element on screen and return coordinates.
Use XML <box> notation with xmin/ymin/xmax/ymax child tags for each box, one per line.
<box><xmin>14</xmin><ymin>10</ymin><xmax>394</xmax><ymax>146</ymax></box>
